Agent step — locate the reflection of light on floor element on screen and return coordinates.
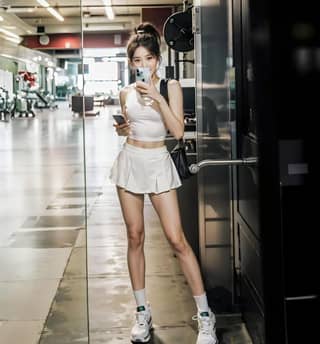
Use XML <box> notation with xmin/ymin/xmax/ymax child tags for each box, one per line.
<box><xmin>46</xmin><ymin>204</ymin><xmax>84</xmax><ymax>209</ymax></box>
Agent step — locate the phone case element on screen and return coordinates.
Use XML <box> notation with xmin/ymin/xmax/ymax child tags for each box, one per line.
<box><xmin>135</xmin><ymin>67</ymin><xmax>151</xmax><ymax>83</ymax></box>
<box><xmin>113</xmin><ymin>115</ymin><xmax>126</xmax><ymax>125</ymax></box>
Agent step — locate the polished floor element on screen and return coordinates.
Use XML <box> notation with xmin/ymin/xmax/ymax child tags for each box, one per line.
<box><xmin>0</xmin><ymin>102</ymin><xmax>252</xmax><ymax>343</ymax></box>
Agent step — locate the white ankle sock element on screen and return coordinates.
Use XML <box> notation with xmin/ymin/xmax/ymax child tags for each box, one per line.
<box><xmin>193</xmin><ymin>292</ymin><xmax>210</xmax><ymax>313</ymax></box>
<box><xmin>133</xmin><ymin>288</ymin><xmax>147</xmax><ymax>309</ymax></box>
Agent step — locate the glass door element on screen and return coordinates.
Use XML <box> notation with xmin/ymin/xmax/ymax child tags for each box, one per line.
<box><xmin>0</xmin><ymin>1</ymin><xmax>89</xmax><ymax>343</ymax></box>
<box><xmin>193</xmin><ymin>0</ymin><xmax>235</xmax><ymax>311</ymax></box>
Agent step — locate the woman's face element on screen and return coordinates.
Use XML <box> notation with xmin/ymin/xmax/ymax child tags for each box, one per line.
<box><xmin>131</xmin><ymin>46</ymin><xmax>159</xmax><ymax>76</ymax></box>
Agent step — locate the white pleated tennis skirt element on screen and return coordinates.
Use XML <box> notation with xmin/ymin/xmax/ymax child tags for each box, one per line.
<box><xmin>109</xmin><ymin>142</ymin><xmax>182</xmax><ymax>194</ymax></box>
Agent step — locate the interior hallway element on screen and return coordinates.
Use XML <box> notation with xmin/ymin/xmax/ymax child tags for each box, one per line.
<box><xmin>0</xmin><ymin>102</ymin><xmax>251</xmax><ymax>343</ymax></box>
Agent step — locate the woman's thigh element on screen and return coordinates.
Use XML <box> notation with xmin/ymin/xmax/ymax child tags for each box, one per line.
<box><xmin>148</xmin><ymin>189</ymin><xmax>184</xmax><ymax>239</ymax></box>
<box><xmin>117</xmin><ymin>187</ymin><xmax>145</xmax><ymax>230</ymax></box>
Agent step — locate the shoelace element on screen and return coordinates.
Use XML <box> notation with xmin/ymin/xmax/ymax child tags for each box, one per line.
<box><xmin>136</xmin><ymin>311</ymin><xmax>149</xmax><ymax>327</ymax></box>
<box><xmin>192</xmin><ymin>314</ymin><xmax>213</xmax><ymax>336</ymax></box>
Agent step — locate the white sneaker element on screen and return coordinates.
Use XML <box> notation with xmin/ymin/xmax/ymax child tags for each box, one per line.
<box><xmin>130</xmin><ymin>304</ymin><xmax>153</xmax><ymax>343</ymax></box>
<box><xmin>193</xmin><ymin>309</ymin><xmax>218</xmax><ymax>344</ymax></box>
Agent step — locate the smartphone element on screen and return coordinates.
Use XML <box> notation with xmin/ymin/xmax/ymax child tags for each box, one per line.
<box><xmin>112</xmin><ymin>114</ymin><xmax>126</xmax><ymax>125</ymax></box>
<box><xmin>135</xmin><ymin>67</ymin><xmax>151</xmax><ymax>83</ymax></box>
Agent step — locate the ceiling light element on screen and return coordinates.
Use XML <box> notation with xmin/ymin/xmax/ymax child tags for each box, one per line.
<box><xmin>46</xmin><ymin>7</ymin><xmax>64</xmax><ymax>21</ymax></box>
<box><xmin>36</xmin><ymin>0</ymin><xmax>50</xmax><ymax>7</ymax></box>
<box><xmin>36</xmin><ymin>0</ymin><xmax>64</xmax><ymax>22</ymax></box>
<box><xmin>0</xmin><ymin>27</ymin><xmax>20</xmax><ymax>39</ymax></box>
<box><xmin>0</xmin><ymin>54</ymin><xmax>37</xmax><ymax>65</ymax></box>
<box><xmin>0</xmin><ymin>16</ymin><xmax>3</xmax><ymax>21</ymax></box>
<box><xmin>105</xmin><ymin>7</ymin><xmax>114</xmax><ymax>20</ymax></box>
<box><xmin>83</xmin><ymin>24</ymin><xmax>124</xmax><ymax>31</ymax></box>
<box><xmin>102</xmin><ymin>0</ymin><xmax>114</xmax><ymax>20</ymax></box>
<box><xmin>0</xmin><ymin>35</ymin><xmax>22</xmax><ymax>44</ymax></box>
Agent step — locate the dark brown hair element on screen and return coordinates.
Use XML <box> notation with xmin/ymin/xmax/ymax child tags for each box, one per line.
<box><xmin>127</xmin><ymin>22</ymin><xmax>161</xmax><ymax>61</ymax></box>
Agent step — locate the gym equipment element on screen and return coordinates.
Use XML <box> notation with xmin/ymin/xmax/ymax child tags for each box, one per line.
<box><xmin>163</xmin><ymin>6</ymin><xmax>194</xmax><ymax>52</ymax></box>
<box><xmin>33</xmin><ymin>90</ymin><xmax>58</xmax><ymax>110</ymax></box>
<box><xmin>0</xmin><ymin>86</ymin><xmax>15</xmax><ymax>122</ymax></box>
<box><xmin>12</xmin><ymin>90</ymin><xmax>36</xmax><ymax>118</ymax></box>
<box><xmin>71</xmin><ymin>95</ymin><xmax>100</xmax><ymax>117</ymax></box>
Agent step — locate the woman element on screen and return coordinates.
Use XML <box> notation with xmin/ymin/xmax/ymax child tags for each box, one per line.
<box><xmin>110</xmin><ymin>22</ymin><xmax>217</xmax><ymax>344</ymax></box>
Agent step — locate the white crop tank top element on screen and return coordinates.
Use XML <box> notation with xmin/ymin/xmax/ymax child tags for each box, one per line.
<box><xmin>125</xmin><ymin>80</ymin><xmax>167</xmax><ymax>142</ymax></box>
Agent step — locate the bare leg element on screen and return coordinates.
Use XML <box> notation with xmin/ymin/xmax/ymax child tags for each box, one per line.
<box><xmin>117</xmin><ymin>187</ymin><xmax>145</xmax><ymax>290</ymax></box>
<box><xmin>148</xmin><ymin>189</ymin><xmax>205</xmax><ymax>296</ymax></box>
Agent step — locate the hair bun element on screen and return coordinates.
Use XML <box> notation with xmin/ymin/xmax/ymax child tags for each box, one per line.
<box><xmin>128</xmin><ymin>22</ymin><xmax>161</xmax><ymax>60</ymax></box>
<box><xmin>134</xmin><ymin>22</ymin><xmax>160</xmax><ymax>44</ymax></box>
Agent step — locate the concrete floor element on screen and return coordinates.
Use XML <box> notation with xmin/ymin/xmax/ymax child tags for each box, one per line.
<box><xmin>0</xmin><ymin>102</ymin><xmax>252</xmax><ymax>344</ymax></box>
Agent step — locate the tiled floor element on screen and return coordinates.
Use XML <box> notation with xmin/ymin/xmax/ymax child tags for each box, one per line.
<box><xmin>0</xmin><ymin>102</ymin><xmax>252</xmax><ymax>343</ymax></box>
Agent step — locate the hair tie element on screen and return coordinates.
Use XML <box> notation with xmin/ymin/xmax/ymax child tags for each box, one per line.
<box><xmin>137</xmin><ymin>29</ymin><xmax>145</xmax><ymax>34</ymax></box>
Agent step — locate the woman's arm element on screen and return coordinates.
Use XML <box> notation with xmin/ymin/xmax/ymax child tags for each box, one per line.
<box><xmin>119</xmin><ymin>88</ymin><xmax>128</xmax><ymax>119</ymax></box>
<box><xmin>114</xmin><ymin>88</ymin><xmax>130</xmax><ymax>136</ymax></box>
<box><xmin>136</xmin><ymin>80</ymin><xmax>184</xmax><ymax>140</ymax></box>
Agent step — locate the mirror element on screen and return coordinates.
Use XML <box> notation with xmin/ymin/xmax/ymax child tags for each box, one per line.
<box><xmin>0</xmin><ymin>1</ymin><xmax>88</xmax><ymax>343</ymax></box>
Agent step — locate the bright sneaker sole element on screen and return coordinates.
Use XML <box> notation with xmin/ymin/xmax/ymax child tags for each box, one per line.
<box><xmin>130</xmin><ymin>333</ymin><xmax>151</xmax><ymax>343</ymax></box>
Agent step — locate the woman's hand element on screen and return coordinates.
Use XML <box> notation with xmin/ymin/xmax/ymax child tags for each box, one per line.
<box><xmin>135</xmin><ymin>80</ymin><xmax>162</xmax><ymax>103</ymax></box>
<box><xmin>113</xmin><ymin>120</ymin><xmax>131</xmax><ymax>136</ymax></box>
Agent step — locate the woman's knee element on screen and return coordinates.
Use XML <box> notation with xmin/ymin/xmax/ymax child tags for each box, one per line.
<box><xmin>168</xmin><ymin>232</ymin><xmax>189</xmax><ymax>255</ymax></box>
<box><xmin>126</xmin><ymin>224</ymin><xmax>145</xmax><ymax>249</ymax></box>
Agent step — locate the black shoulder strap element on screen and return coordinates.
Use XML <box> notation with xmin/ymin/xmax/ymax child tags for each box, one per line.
<box><xmin>160</xmin><ymin>79</ymin><xmax>169</xmax><ymax>103</ymax></box>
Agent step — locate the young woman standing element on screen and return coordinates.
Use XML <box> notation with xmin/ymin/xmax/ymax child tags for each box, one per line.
<box><xmin>110</xmin><ymin>22</ymin><xmax>217</xmax><ymax>344</ymax></box>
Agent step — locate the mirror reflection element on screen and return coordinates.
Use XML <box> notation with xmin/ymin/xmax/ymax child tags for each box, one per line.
<box><xmin>1</xmin><ymin>1</ymin><xmax>262</xmax><ymax>344</ymax></box>
<box><xmin>0</xmin><ymin>1</ymin><xmax>88</xmax><ymax>343</ymax></box>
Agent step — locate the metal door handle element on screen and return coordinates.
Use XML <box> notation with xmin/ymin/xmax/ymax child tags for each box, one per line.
<box><xmin>189</xmin><ymin>157</ymin><xmax>258</xmax><ymax>174</ymax></box>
